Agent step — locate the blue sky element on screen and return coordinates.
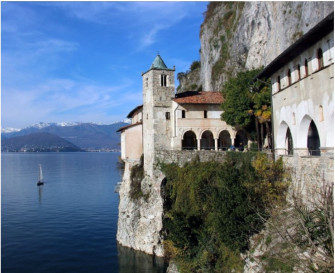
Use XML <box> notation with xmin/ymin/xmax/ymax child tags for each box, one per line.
<box><xmin>1</xmin><ymin>1</ymin><xmax>208</xmax><ymax>129</ymax></box>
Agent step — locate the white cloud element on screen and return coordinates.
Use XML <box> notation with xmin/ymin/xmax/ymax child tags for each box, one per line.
<box><xmin>2</xmin><ymin>77</ymin><xmax>139</xmax><ymax>128</ymax></box>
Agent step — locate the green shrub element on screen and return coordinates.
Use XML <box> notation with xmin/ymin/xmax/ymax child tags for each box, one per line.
<box><xmin>190</xmin><ymin>61</ymin><xmax>201</xmax><ymax>71</ymax></box>
<box><xmin>161</xmin><ymin>153</ymin><xmax>288</xmax><ymax>272</ymax></box>
<box><xmin>129</xmin><ymin>154</ymin><xmax>147</xmax><ymax>200</ymax></box>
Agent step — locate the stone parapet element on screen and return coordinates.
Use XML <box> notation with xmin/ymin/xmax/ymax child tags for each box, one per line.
<box><xmin>155</xmin><ymin>149</ymin><xmax>227</xmax><ymax>166</ymax></box>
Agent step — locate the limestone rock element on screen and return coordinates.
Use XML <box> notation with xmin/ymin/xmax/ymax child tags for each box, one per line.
<box><xmin>117</xmin><ymin>161</ymin><xmax>165</xmax><ymax>257</ymax></box>
<box><xmin>200</xmin><ymin>2</ymin><xmax>333</xmax><ymax>91</ymax></box>
<box><xmin>177</xmin><ymin>67</ymin><xmax>201</xmax><ymax>93</ymax></box>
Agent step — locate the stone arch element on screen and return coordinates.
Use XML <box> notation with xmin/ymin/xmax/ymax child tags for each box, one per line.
<box><xmin>200</xmin><ymin>130</ymin><xmax>215</xmax><ymax>150</ymax></box>
<box><xmin>297</xmin><ymin>115</ymin><xmax>313</xmax><ymax>148</ymax></box>
<box><xmin>277</xmin><ymin>121</ymin><xmax>290</xmax><ymax>149</ymax></box>
<box><xmin>182</xmin><ymin>130</ymin><xmax>197</xmax><ymax>150</ymax></box>
<box><xmin>234</xmin><ymin>129</ymin><xmax>248</xmax><ymax>151</ymax></box>
<box><xmin>298</xmin><ymin>115</ymin><xmax>321</xmax><ymax>156</ymax></box>
<box><xmin>218</xmin><ymin>130</ymin><xmax>231</xmax><ymax>150</ymax></box>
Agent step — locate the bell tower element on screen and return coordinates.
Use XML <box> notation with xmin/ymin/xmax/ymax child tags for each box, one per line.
<box><xmin>142</xmin><ymin>55</ymin><xmax>175</xmax><ymax>174</ymax></box>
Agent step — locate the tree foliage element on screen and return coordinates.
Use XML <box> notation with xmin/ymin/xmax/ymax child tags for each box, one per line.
<box><xmin>220</xmin><ymin>69</ymin><xmax>272</xmax><ymax>149</ymax></box>
<box><xmin>221</xmin><ymin>69</ymin><xmax>261</xmax><ymax>127</ymax></box>
<box><xmin>161</xmin><ymin>152</ymin><xmax>288</xmax><ymax>272</ymax></box>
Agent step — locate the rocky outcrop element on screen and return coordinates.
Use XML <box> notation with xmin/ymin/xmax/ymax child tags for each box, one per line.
<box><xmin>117</xmin><ymin>151</ymin><xmax>227</xmax><ymax>257</ymax></box>
<box><xmin>199</xmin><ymin>1</ymin><xmax>333</xmax><ymax>91</ymax></box>
<box><xmin>117</xmin><ymin>160</ymin><xmax>165</xmax><ymax>257</ymax></box>
<box><xmin>176</xmin><ymin>67</ymin><xmax>201</xmax><ymax>93</ymax></box>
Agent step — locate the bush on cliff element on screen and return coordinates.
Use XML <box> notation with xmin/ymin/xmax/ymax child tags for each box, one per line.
<box><xmin>161</xmin><ymin>152</ymin><xmax>288</xmax><ymax>272</ymax></box>
<box><xmin>130</xmin><ymin>154</ymin><xmax>147</xmax><ymax>200</ymax></box>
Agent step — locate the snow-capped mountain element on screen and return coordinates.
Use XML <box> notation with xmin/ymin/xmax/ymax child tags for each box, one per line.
<box><xmin>1</xmin><ymin>127</ymin><xmax>21</xmax><ymax>134</ymax></box>
<box><xmin>2</xmin><ymin>121</ymin><xmax>129</xmax><ymax>151</ymax></box>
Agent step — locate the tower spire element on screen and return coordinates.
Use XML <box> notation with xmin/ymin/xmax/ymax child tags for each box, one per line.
<box><xmin>150</xmin><ymin>54</ymin><xmax>167</xmax><ymax>69</ymax></box>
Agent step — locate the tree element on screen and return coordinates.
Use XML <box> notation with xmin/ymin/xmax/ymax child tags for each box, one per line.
<box><xmin>220</xmin><ymin>68</ymin><xmax>271</xmax><ymax>150</ymax></box>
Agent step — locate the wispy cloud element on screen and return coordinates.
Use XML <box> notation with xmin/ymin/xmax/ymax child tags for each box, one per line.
<box><xmin>1</xmin><ymin>2</ymin><xmax>206</xmax><ymax>128</ymax></box>
<box><xmin>2</xmin><ymin>77</ymin><xmax>140</xmax><ymax>128</ymax></box>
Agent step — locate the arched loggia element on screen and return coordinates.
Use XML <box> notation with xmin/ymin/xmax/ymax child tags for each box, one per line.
<box><xmin>218</xmin><ymin>130</ymin><xmax>231</xmax><ymax>150</ymax></box>
<box><xmin>182</xmin><ymin>131</ymin><xmax>197</xmax><ymax>150</ymax></box>
<box><xmin>200</xmin><ymin>130</ymin><xmax>215</xmax><ymax>150</ymax></box>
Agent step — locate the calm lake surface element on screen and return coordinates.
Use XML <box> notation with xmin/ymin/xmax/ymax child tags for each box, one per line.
<box><xmin>2</xmin><ymin>152</ymin><xmax>167</xmax><ymax>273</ymax></box>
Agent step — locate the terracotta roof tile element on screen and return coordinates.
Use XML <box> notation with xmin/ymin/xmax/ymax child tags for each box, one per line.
<box><xmin>173</xmin><ymin>91</ymin><xmax>223</xmax><ymax>104</ymax></box>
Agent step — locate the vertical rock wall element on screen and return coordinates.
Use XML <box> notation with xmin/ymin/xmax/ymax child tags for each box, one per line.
<box><xmin>200</xmin><ymin>1</ymin><xmax>334</xmax><ymax>91</ymax></box>
<box><xmin>117</xmin><ymin>160</ymin><xmax>165</xmax><ymax>257</ymax></box>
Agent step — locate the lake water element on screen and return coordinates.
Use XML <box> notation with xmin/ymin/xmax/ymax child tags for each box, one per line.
<box><xmin>2</xmin><ymin>152</ymin><xmax>167</xmax><ymax>273</ymax></box>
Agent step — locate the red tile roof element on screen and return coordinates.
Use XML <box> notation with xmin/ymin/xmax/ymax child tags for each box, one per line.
<box><xmin>116</xmin><ymin>122</ymin><xmax>142</xmax><ymax>132</ymax></box>
<box><xmin>173</xmin><ymin>91</ymin><xmax>223</xmax><ymax>104</ymax></box>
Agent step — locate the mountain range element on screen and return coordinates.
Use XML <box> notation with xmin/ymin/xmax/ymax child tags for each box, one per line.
<box><xmin>1</xmin><ymin>122</ymin><xmax>128</xmax><ymax>152</ymax></box>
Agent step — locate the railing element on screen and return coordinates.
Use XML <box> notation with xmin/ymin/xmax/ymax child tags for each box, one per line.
<box><xmin>308</xmin><ymin>149</ymin><xmax>321</xmax><ymax>156</ymax></box>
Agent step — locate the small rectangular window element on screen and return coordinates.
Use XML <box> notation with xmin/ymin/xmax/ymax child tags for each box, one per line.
<box><xmin>182</xmin><ymin>110</ymin><xmax>186</xmax><ymax>118</ymax></box>
<box><xmin>165</xmin><ymin>112</ymin><xmax>170</xmax><ymax>120</ymax></box>
<box><xmin>287</xmin><ymin>69</ymin><xmax>291</xmax><ymax>85</ymax></box>
<box><xmin>204</xmin><ymin>110</ymin><xmax>208</xmax><ymax>118</ymax></box>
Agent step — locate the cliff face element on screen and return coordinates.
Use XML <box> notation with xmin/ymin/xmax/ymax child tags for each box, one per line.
<box><xmin>117</xmin><ymin>1</ymin><xmax>334</xmax><ymax>262</ymax></box>
<box><xmin>199</xmin><ymin>1</ymin><xmax>334</xmax><ymax>91</ymax></box>
<box><xmin>117</xmin><ymin>160</ymin><xmax>165</xmax><ymax>257</ymax></box>
<box><xmin>176</xmin><ymin>67</ymin><xmax>201</xmax><ymax>93</ymax></box>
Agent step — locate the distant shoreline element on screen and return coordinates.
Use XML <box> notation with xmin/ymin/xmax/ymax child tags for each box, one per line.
<box><xmin>1</xmin><ymin>150</ymin><xmax>121</xmax><ymax>153</ymax></box>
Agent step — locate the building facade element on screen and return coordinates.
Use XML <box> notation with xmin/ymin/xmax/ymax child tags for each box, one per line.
<box><xmin>258</xmin><ymin>12</ymin><xmax>334</xmax><ymax>158</ymax></box>
<box><xmin>118</xmin><ymin>55</ymin><xmax>243</xmax><ymax>165</ymax></box>
<box><xmin>257</xmin><ymin>12</ymin><xmax>334</xmax><ymax>200</ymax></box>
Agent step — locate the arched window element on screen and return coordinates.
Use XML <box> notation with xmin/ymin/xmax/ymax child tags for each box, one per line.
<box><xmin>285</xmin><ymin>128</ymin><xmax>293</xmax><ymax>155</ymax></box>
<box><xmin>161</xmin><ymin>74</ymin><xmax>167</xmax><ymax>86</ymax></box>
<box><xmin>297</xmin><ymin>64</ymin><xmax>301</xmax><ymax>80</ymax></box>
<box><xmin>305</xmin><ymin>59</ymin><xmax>309</xmax><ymax>77</ymax></box>
<box><xmin>277</xmin><ymin>76</ymin><xmax>281</xmax><ymax>91</ymax></box>
<box><xmin>307</xmin><ymin>120</ymin><xmax>320</xmax><ymax>156</ymax></box>
<box><xmin>317</xmin><ymin>48</ymin><xmax>324</xmax><ymax>70</ymax></box>
<box><xmin>218</xmin><ymin>130</ymin><xmax>231</xmax><ymax>150</ymax></box>
<box><xmin>200</xmin><ymin>130</ymin><xmax>214</xmax><ymax>150</ymax></box>
<box><xmin>287</xmin><ymin>69</ymin><xmax>291</xmax><ymax>85</ymax></box>
<box><xmin>182</xmin><ymin>131</ymin><xmax>197</xmax><ymax>150</ymax></box>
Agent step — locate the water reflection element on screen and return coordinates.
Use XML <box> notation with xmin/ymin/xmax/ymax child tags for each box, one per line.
<box><xmin>117</xmin><ymin>244</ymin><xmax>168</xmax><ymax>273</ymax></box>
<box><xmin>38</xmin><ymin>185</ymin><xmax>43</xmax><ymax>203</ymax></box>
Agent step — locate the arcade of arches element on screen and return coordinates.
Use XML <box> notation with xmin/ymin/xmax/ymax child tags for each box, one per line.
<box><xmin>181</xmin><ymin>129</ymin><xmax>248</xmax><ymax>151</ymax></box>
<box><xmin>281</xmin><ymin>119</ymin><xmax>321</xmax><ymax>156</ymax></box>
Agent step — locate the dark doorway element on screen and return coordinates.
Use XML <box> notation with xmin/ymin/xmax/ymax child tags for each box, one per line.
<box><xmin>286</xmin><ymin>127</ymin><xmax>293</xmax><ymax>155</ymax></box>
<box><xmin>307</xmin><ymin>120</ymin><xmax>320</xmax><ymax>156</ymax></box>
